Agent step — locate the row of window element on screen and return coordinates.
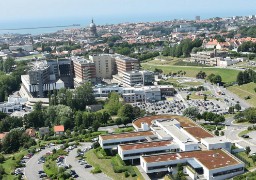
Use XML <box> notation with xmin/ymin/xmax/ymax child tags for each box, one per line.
<box><xmin>124</xmin><ymin>149</ymin><xmax>172</xmax><ymax>158</ymax></box>
<box><xmin>148</xmin><ymin>164</ymin><xmax>177</xmax><ymax>170</ymax></box>
<box><xmin>212</xmin><ymin>167</ymin><xmax>244</xmax><ymax>177</ymax></box>
<box><xmin>103</xmin><ymin>140</ymin><xmax>142</xmax><ymax>146</ymax></box>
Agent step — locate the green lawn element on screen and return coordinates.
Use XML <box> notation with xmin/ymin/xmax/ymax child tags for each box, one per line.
<box><xmin>189</xmin><ymin>91</ymin><xmax>214</xmax><ymax>100</ymax></box>
<box><xmin>15</xmin><ymin>54</ymin><xmax>43</xmax><ymax>61</ymax></box>
<box><xmin>44</xmin><ymin>160</ymin><xmax>58</xmax><ymax>178</ymax></box>
<box><xmin>180</xmin><ymin>81</ymin><xmax>203</xmax><ymax>87</ymax></box>
<box><xmin>227</xmin><ymin>83</ymin><xmax>256</xmax><ymax>107</ymax></box>
<box><xmin>236</xmin><ymin>152</ymin><xmax>255</xmax><ymax>170</ymax></box>
<box><xmin>86</xmin><ymin>150</ymin><xmax>143</xmax><ymax>180</ymax></box>
<box><xmin>114</xmin><ymin>126</ymin><xmax>134</xmax><ymax>133</ymax></box>
<box><xmin>141</xmin><ymin>63</ymin><xmax>240</xmax><ymax>83</ymax></box>
<box><xmin>2</xmin><ymin>150</ymin><xmax>28</xmax><ymax>180</ymax></box>
<box><xmin>238</xmin><ymin>130</ymin><xmax>252</xmax><ymax>137</ymax></box>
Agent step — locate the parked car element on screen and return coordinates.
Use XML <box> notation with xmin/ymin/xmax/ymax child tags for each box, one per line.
<box><xmin>242</xmin><ymin>134</ymin><xmax>249</xmax><ymax>138</ymax></box>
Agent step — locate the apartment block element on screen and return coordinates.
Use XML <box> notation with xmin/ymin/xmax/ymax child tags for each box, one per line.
<box><xmin>72</xmin><ymin>56</ymin><xmax>96</xmax><ymax>86</ymax></box>
<box><xmin>89</xmin><ymin>54</ymin><xmax>116</xmax><ymax>79</ymax></box>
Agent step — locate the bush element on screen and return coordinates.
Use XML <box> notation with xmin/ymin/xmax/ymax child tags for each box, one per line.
<box><xmin>0</xmin><ymin>154</ymin><xmax>5</xmax><ymax>163</ymax></box>
<box><xmin>91</xmin><ymin>166</ymin><xmax>102</xmax><ymax>174</ymax></box>
<box><xmin>124</xmin><ymin>171</ymin><xmax>130</xmax><ymax>177</ymax></box>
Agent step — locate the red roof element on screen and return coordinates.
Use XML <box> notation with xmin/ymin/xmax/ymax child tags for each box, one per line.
<box><xmin>142</xmin><ymin>149</ymin><xmax>240</xmax><ymax>170</ymax></box>
<box><xmin>54</xmin><ymin>125</ymin><xmax>65</xmax><ymax>132</ymax></box>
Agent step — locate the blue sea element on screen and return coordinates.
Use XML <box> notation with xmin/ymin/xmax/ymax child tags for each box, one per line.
<box><xmin>0</xmin><ymin>11</ymin><xmax>254</xmax><ymax>35</ymax></box>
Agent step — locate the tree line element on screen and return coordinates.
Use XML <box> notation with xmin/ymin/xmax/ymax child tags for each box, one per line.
<box><xmin>162</xmin><ymin>38</ymin><xmax>202</xmax><ymax>57</ymax></box>
<box><xmin>0</xmin><ymin>59</ymin><xmax>27</xmax><ymax>101</ymax></box>
<box><xmin>236</xmin><ymin>69</ymin><xmax>256</xmax><ymax>85</ymax></box>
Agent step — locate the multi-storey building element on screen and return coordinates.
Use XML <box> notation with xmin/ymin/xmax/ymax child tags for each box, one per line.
<box><xmin>21</xmin><ymin>59</ymin><xmax>74</xmax><ymax>98</ymax></box>
<box><xmin>46</xmin><ymin>59</ymin><xmax>74</xmax><ymax>88</ymax></box>
<box><xmin>89</xmin><ymin>54</ymin><xmax>115</xmax><ymax>80</ymax></box>
<box><xmin>113</xmin><ymin>54</ymin><xmax>139</xmax><ymax>76</ymax></box>
<box><xmin>93</xmin><ymin>85</ymin><xmax>174</xmax><ymax>102</ymax></box>
<box><xmin>122</xmin><ymin>70</ymin><xmax>154</xmax><ymax>87</ymax></box>
<box><xmin>190</xmin><ymin>50</ymin><xmax>227</xmax><ymax>66</ymax></box>
<box><xmin>72</xmin><ymin>56</ymin><xmax>96</xmax><ymax>86</ymax></box>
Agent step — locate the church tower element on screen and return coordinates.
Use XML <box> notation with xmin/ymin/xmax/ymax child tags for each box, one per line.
<box><xmin>89</xmin><ymin>19</ymin><xmax>98</xmax><ymax>37</ymax></box>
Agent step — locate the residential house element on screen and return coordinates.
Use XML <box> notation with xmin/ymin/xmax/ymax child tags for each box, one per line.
<box><xmin>39</xmin><ymin>127</ymin><xmax>50</xmax><ymax>138</ymax></box>
<box><xmin>25</xmin><ymin>128</ymin><xmax>36</xmax><ymax>137</ymax></box>
<box><xmin>54</xmin><ymin>125</ymin><xmax>65</xmax><ymax>136</ymax></box>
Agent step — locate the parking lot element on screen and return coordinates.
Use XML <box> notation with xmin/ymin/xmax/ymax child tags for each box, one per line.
<box><xmin>65</xmin><ymin>142</ymin><xmax>111</xmax><ymax>180</ymax></box>
<box><xmin>132</xmin><ymin>97</ymin><xmax>186</xmax><ymax>115</ymax></box>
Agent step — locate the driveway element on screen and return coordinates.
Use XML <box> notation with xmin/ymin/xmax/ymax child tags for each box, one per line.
<box><xmin>65</xmin><ymin>143</ymin><xmax>111</xmax><ymax>180</ymax></box>
<box><xmin>24</xmin><ymin>145</ymin><xmax>58</xmax><ymax>180</ymax></box>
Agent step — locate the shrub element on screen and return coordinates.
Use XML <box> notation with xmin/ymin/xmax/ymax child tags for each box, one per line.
<box><xmin>124</xmin><ymin>171</ymin><xmax>130</xmax><ymax>177</ymax></box>
<box><xmin>0</xmin><ymin>154</ymin><xmax>5</xmax><ymax>163</ymax></box>
<box><xmin>91</xmin><ymin>166</ymin><xmax>102</xmax><ymax>174</ymax></box>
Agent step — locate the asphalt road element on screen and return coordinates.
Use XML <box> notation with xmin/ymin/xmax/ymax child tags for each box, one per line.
<box><xmin>65</xmin><ymin>143</ymin><xmax>111</xmax><ymax>180</ymax></box>
<box><xmin>224</xmin><ymin>118</ymin><xmax>256</xmax><ymax>154</ymax></box>
<box><xmin>24</xmin><ymin>145</ymin><xmax>58</xmax><ymax>180</ymax></box>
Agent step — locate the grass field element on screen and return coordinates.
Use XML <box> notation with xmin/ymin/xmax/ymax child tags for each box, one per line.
<box><xmin>86</xmin><ymin>150</ymin><xmax>144</xmax><ymax>180</ymax></box>
<box><xmin>238</xmin><ymin>130</ymin><xmax>251</xmax><ymax>137</ymax></box>
<box><xmin>227</xmin><ymin>83</ymin><xmax>256</xmax><ymax>107</ymax></box>
<box><xmin>236</xmin><ymin>152</ymin><xmax>255</xmax><ymax>170</ymax></box>
<box><xmin>2</xmin><ymin>150</ymin><xmax>28</xmax><ymax>180</ymax></box>
<box><xmin>189</xmin><ymin>91</ymin><xmax>214</xmax><ymax>100</ymax></box>
<box><xmin>141</xmin><ymin>61</ymin><xmax>240</xmax><ymax>83</ymax></box>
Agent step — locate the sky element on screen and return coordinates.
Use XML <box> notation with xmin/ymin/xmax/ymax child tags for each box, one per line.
<box><xmin>0</xmin><ymin>0</ymin><xmax>256</xmax><ymax>25</ymax></box>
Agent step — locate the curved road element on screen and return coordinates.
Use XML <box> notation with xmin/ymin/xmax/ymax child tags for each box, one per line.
<box><xmin>224</xmin><ymin>118</ymin><xmax>256</xmax><ymax>154</ymax></box>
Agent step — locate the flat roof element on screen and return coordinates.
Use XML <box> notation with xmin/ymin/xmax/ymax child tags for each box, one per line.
<box><xmin>119</xmin><ymin>140</ymin><xmax>173</xmax><ymax>151</ymax></box>
<box><xmin>100</xmin><ymin>131</ymin><xmax>154</xmax><ymax>140</ymax></box>
<box><xmin>133</xmin><ymin>115</ymin><xmax>196</xmax><ymax>129</ymax></box>
<box><xmin>202</xmin><ymin>136</ymin><xmax>230</xmax><ymax>144</ymax></box>
<box><xmin>183</xmin><ymin>127</ymin><xmax>214</xmax><ymax>140</ymax></box>
<box><xmin>142</xmin><ymin>149</ymin><xmax>241</xmax><ymax>170</ymax></box>
<box><xmin>165</xmin><ymin>125</ymin><xmax>191</xmax><ymax>143</ymax></box>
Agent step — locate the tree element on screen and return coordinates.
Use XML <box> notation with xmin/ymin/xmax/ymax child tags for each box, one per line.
<box><xmin>71</xmin><ymin>83</ymin><xmax>96</xmax><ymax>110</ymax></box>
<box><xmin>196</xmin><ymin>71</ymin><xmax>206</xmax><ymax>79</ymax></box>
<box><xmin>104</xmin><ymin>92</ymin><xmax>123</xmax><ymax>115</ymax></box>
<box><xmin>115</xmin><ymin>118</ymin><xmax>122</xmax><ymax>126</ymax></box>
<box><xmin>220</xmin><ymin>131</ymin><xmax>224</xmax><ymax>136</ymax></box>
<box><xmin>186</xmin><ymin>95</ymin><xmax>190</xmax><ymax>100</ymax></box>
<box><xmin>183</xmin><ymin>107</ymin><xmax>200</xmax><ymax>119</ymax></box>
<box><xmin>213</xmin><ymin>75</ymin><xmax>222</xmax><ymax>84</ymax></box>
<box><xmin>237</xmin><ymin>72</ymin><xmax>244</xmax><ymax>85</ymax></box>
<box><xmin>252</xmin><ymin>155</ymin><xmax>256</xmax><ymax>164</ymax></box>
<box><xmin>2</xmin><ymin>128</ymin><xmax>36</xmax><ymax>153</ymax></box>
<box><xmin>34</xmin><ymin>101</ymin><xmax>43</xmax><ymax>111</ymax></box>
<box><xmin>0</xmin><ymin>154</ymin><xmax>5</xmax><ymax>163</ymax></box>
<box><xmin>0</xmin><ymin>116</ymin><xmax>23</xmax><ymax>132</ymax></box>
<box><xmin>246</xmin><ymin>146</ymin><xmax>251</xmax><ymax>156</ymax></box>
<box><xmin>118</xmin><ymin>104</ymin><xmax>135</xmax><ymax>120</ymax></box>
<box><xmin>3</xmin><ymin>57</ymin><xmax>15</xmax><ymax>73</ymax></box>
<box><xmin>92</xmin><ymin>120</ymin><xmax>101</xmax><ymax>132</ymax></box>
<box><xmin>204</xmin><ymin>94</ymin><xmax>207</xmax><ymax>101</ymax></box>
<box><xmin>214</xmin><ymin>130</ymin><xmax>219</xmax><ymax>136</ymax></box>
<box><xmin>0</xmin><ymin>165</ymin><xmax>5</xmax><ymax>180</ymax></box>
<box><xmin>228</xmin><ymin>106</ymin><xmax>235</xmax><ymax>114</ymax></box>
<box><xmin>235</xmin><ymin>103</ymin><xmax>241</xmax><ymax>111</ymax></box>
<box><xmin>207</xmin><ymin>73</ymin><xmax>216</xmax><ymax>83</ymax></box>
